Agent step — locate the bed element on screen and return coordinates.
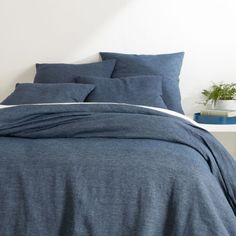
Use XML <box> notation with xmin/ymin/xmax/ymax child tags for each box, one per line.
<box><xmin>0</xmin><ymin>52</ymin><xmax>236</xmax><ymax>235</ymax></box>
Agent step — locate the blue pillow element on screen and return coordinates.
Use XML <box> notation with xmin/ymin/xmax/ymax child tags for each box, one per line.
<box><xmin>2</xmin><ymin>83</ymin><xmax>95</xmax><ymax>105</ymax></box>
<box><xmin>100</xmin><ymin>52</ymin><xmax>184</xmax><ymax>113</ymax></box>
<box><xmin>34</xmin><ymin>60</ymin><xmax>116</xmax><ymax>83</ymax></box>
<box><xmin>75</xmin><ymin>75</ymin><xmax>167</xmax><ymax>108</ymax></box>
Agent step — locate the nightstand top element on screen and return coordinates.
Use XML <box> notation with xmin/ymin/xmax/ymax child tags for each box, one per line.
<box><xmin>187</xmin><ymin>116</ymin><xmax>236</xmax><ymax>132</ymax></box>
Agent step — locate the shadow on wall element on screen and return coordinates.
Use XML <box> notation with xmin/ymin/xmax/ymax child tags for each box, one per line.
<box><xmin>0</xmin><ymin>0</ymin><xmax>133</xmax><ymax>100</ymax></box>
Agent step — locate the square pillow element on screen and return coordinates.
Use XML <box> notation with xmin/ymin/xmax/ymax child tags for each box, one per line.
<box><xmin>100</xmin><ymin>52</ymin><xmax>184</xmax><ymax>113</ymax></box>
<box><xmin>34</xmin><ymin>60</ymin><xmax>116</xmax><ymax>83</ymax></box>
<box><xmin>75</xmin><ymin>75</ymin><xmax>167</xmax><ymax>108</ymax></box>
<box><xmin>2</xmin><ymin>83</ymin><xmax>95</xmax><ymax>105</ymax></box>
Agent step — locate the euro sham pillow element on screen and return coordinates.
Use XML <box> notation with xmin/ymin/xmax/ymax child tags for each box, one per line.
<box><xmin>75</xmin><ymin>75</ymin><xmax>167</xmax><ymax>108</ymax></box>
<box><xmin>34</xmin><ymin>60</ymin><xmax>116</xmax><ymax>83</ymax></box>
<box><xmin>100</xmin><ymin>52</ymin><xmax>184</xmax><ymax>113</ymax></box>
<box><xmin>2</xmin><ymin>83</ymin><xmax>95</xmax><ymax>105</ymax></box>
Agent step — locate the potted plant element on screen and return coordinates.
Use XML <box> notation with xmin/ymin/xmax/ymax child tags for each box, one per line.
<box><xmin>202</xmin><ymin>82</ymin><xmax>236</xmax><ymax>110</ymax></box>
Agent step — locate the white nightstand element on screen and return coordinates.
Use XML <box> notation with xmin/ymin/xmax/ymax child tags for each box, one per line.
<box><xmin>196</xmin><ymin>123</ymin><xmax>236</xmax><ymax>133</ymax></box>
<box><xmin>188</xmin><ymin>116</ymin><xmax>236</xmax><ymax>159</ymax></box>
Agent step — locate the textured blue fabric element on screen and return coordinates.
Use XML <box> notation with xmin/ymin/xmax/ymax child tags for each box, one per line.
<box><xmin>1</xmin><ymin>83</ymin><xmax>95</xmax><ymax>105</ymax></box>
<box><xmin>34</xmin><ymin>60</ymin><xmax>116</xmax><ymax>83</ymax></box>
<box><xmin>0</xmin><ymin>103</ymin><xmax>236</xmax><ymax>235</ymax></box>
<box><xmin>75</xmin><ymin>75</ymin><xmax>167</xmax><ymax>108</ymax></box>
<box><xmin>100</xmin><ymin>52</ymin><xmax>184</xmax><ymax>113</ymax></box>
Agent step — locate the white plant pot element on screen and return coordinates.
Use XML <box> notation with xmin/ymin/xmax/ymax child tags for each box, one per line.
<box><xmin>214</xmin><ymin>100</ymin><xmax>236</xmax><ymax>110</ymax></box>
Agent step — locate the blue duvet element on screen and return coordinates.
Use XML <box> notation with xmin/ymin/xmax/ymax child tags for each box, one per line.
<box><xmin>0</xmin><ymin>103</ymin><xmax>235</xmax><ymax>236</ymax></box>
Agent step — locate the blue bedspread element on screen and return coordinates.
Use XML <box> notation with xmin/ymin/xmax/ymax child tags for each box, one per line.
<box><xmin>0</xmin><ymin>103</ymin><xmax>235</xmax><ymax>236</ymax></box>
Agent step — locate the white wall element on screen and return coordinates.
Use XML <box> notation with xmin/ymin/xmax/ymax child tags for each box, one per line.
<box><xmin>1</xmin><ymin>0</ymin><xmax>236</xmax><ymax>115</ymax></box>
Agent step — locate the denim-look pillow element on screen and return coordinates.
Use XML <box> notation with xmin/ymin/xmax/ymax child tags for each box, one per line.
<box><xmin>100</xmin><ymin>52</ymin><xmax>184</xmax><ymax>113</ymax></box>
<box><xmin>34</xmin><ymin>60</ymin><xmax>116</xmax><ymax>83</ymax></box>
<box><xmin>2</xmin><ymin>83</ymin><xmax>95</xmax><ymax>105</ymax></box>
<box><xmin>75</xmin><ymin>75</ymin><xmax>167</xmax><ymax>108</ymax></box>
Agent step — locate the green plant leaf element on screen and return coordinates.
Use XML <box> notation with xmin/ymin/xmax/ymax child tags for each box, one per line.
<box><xmin>201</xmin><ymin>82</ymin><xmax>236</xmax><ymax>105</ymax></box>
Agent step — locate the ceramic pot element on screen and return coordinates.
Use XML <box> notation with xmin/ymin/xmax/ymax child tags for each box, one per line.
<box><xmin>214</xmin><ymin>100</ymin><xmax>236</xmax><ymax>110</ymax></box>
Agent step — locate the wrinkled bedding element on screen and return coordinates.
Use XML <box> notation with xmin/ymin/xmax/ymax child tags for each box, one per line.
<box><xmin>0</xmin><ymin>103</ymin><xmax>235</xmax><ymax>236</ymax></box>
